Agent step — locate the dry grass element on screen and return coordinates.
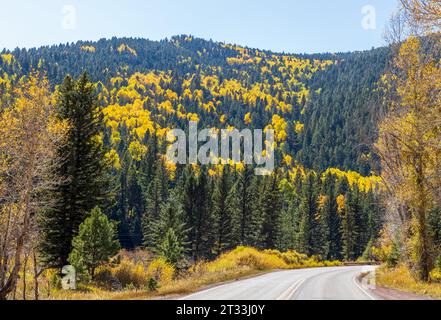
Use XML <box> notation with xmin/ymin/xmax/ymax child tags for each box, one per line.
<box><xmin>49</xmin><ymin>246</ymin><xmax>341</xmax><ymax>300</ymax></box>
<box><xmin>376</xmin><ymin>265</ymin><xmax>441</xmax><ymax>299</ymax></box>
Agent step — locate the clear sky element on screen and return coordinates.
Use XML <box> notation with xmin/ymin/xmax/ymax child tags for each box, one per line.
<box><xmin>0</xmin><ymin>0</ymin><xmax>399</xmax><ymax>53</ymax></box>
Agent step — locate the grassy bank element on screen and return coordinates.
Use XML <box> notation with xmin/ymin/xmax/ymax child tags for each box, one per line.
<box><xmin>376</xmin><ymin>265</ymin><xmax>441</xmax><ymax>299</ymax></box>
<box><xmin>50</xmin><ymin>246</ymin><xmax>341</xmax><ymax>300</ymax></box>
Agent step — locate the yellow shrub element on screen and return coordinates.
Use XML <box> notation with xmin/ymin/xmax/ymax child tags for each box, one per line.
<box><xmin>209</xmin><ymin>247</ymin><xmax>289</xmax><ymax>271</ymax></box>
<box><xmin>430</xmin><ymin>268</ymin><xmax>441</xmax><ymax>283</ymax></box>
<box><xmin>147</xmin><ymin>258</ymin><xmax>175</xmax><ymax>285</ymax></box>
<box><xmin>111</xmin><ymin>258</ymin><xmax>149</xmax><ymax>288</ymax></box>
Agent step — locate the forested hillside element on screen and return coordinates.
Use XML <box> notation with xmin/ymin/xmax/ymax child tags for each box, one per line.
<box><xmin>1</xmin><ymin>36</ymin><xmax>388</xmax><ymax>173</ymax></box>
<box><xmin>0</xmin><ymin>36</ymin><xmax>388</xmax><ymax>297</ymax></box>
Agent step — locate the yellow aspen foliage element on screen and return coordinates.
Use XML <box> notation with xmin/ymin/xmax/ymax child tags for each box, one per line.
<box><xmin>271</xmin><ymin>114</ymin><xmax>288</xmax><ymax>142</ymax></box>
<box><xmin>187</xmin><ymin>113</ymin><xmax>200</xmax><ymax>122</ymax></box>
<box><xmin>183</xmin><ymin>88</ymin><xmax>193</xmax><ymax>100</ymax></box>
<box><xmin>80</xmin><ymin>46</ymin><xmax>96</xmax><ymax>53</ymax></box>
<box><xmin>244</xmin><ymin>112</ymin><xmax>251</xmax><ymax>125</ymax></box>
<box><xmin>1</xmin><ymin>54</ymin><xmax>14</xmax><ymax>65</ymax></box>
<box><xmin>295</xmin><ymin>121</ymin><xmax>305</xmax><ymax>134</ymax></box>
<box><xmin>202</xmin><ymin>75</ymin><xmax>219</xmax><ymax>90</ymax></box>
<box><xmin>117</xmin><ymin>44</ymin><xmax>137</xmax><ymax>56</ymax></box>
<box><xmin>158</xmin><ymin>100</ymin><xmax>175</xmax><ymax>114</ymax></box>
<box><xmin>324</xmin><ymin>168</ymin><xmax>381</xmax><ymax>192</ymax></box>
<box><xmin>165</xmin><ymin>89</ymin><xmax>178</xmax><ymax>101</ymax></box>
<box><xmin>105</xmin><ymin>149</ymin><xmax>121</xmax><ymax>170</ymax></box>
<box><xmin>336</xmin><ymin>195</ymin><xmax>346</xmax><ymax>214</ymax></box>
<box><xmin>283</xmin><ymin>154</ymin><xmax>293</xmax><ymax>166</ymax></box>
<box><xmin>128</xmin><ymin>141</ymin><xmax>147</xmax><ymax>161</ymax></box>
<box><xmin>111</xmin><ymin>131</ymin><xmax>121</xmax><ymax>144</ymax></box>
<box><xmin>318</xmin><ymin>195</ymin><xmax>329</xmax><ymax>211</ymax></box>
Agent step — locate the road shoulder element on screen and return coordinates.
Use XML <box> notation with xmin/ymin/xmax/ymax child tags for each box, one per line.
<box><xmin>358</xmin><ymin>272</ymin><xmax>435</xmax><ymax>300</ymax></box>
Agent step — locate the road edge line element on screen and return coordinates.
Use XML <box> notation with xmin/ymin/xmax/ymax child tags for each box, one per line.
<box><xmin>353</xmin><ymin>274</ymin><xmax>376</xmax><ymax>300</ymax></box>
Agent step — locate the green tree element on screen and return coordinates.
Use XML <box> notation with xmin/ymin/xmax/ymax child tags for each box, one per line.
<box><xmin>144</xmin><ymin>190</ymin><xmax>189</xmax><ymax>265</ymax></box>
<box><xmin>212</xmin><ymin>166</ymin><xmax>235</xmax><ymax>256</ymax></box>
<box><xmin>297</xmin><ymin>172</ymin><xmax>319</xmax><ymax>255</ymax></box>
<box><xmin>40</xmin><ymin>73</ymin><xmax>113</xmax><ymax>267</ymax></box>
<box><xmin>158</xmin><ymin>229</ymin><xmax>186</xmax><ymax>266</ymax></box>
<box><xmin>341</xmin><ymin>188</ymin><xmax>359</xmax><ymax>261</ymax></box>
<box><xmin>68</xmin><ymin>207</ymin><xmax>120</xmax><ymax>279</ymax></box>
<box><xmin>231</xmin><ymin>166</ymin><xmax>260</xmax><ymax>247</ymax></box>
<box><xmin>182</xmin><ymin>167</ymin><xmax>214</xmax><ymax>261</ymax></box>
<box><xmin>261</xmin><ymin>172</ymin><xmax>283</xmax><ymax>249</ymax></box>
<box><xmin>320</xmin><ymin>173</ymin><xmax>342</xmax><ymax>260</ymax></box>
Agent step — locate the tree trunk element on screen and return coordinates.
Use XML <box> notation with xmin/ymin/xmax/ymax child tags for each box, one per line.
<box><xmin>23</xmin><ymin>252</ymin><xmax>29</xmax><ymax>300</ymax></box>
<box><xmin>33</xmin><ymin>250</ymin><xmax>39</xmax><ymax>301</ymax></box>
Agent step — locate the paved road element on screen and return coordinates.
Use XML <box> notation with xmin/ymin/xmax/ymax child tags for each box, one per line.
<box><xmin>181</xmin><ymin>266</ymin><xmax>378</xmax><ymax>300</ymax></box>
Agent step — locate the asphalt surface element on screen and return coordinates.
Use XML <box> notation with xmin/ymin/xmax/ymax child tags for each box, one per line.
<box><xmin>181</xmin><ymin>266</ymin><xmax>378</xmax><ymax>300</ymax></box>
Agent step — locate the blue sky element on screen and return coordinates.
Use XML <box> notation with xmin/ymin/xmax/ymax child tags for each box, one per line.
<box><xmin>0</xmin><ymin>0</ymin><xmax>399</xmax><ymax>53</ymax></box>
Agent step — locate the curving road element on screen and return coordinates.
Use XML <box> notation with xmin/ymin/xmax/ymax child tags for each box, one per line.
<box><xmin>181</xmin><ymin>266</ymin><xmax>379</xmax><ymax>300</ymax></box>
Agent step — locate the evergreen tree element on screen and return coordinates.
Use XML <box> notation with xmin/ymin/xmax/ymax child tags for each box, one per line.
<box><xmin>68</xmin><ymin>207</ymin><xmax>119</xmax><ymax>279</ymax></box>
<box><xmin>231</xmin><ymin>166</ymin><xmax>260</xmax><ymax>247</ymax></box>
<box><xmin>212</xmin><ymin>166</ymin><xmax>235</xmax><ymax>256</ymax></box>
<box><xmin>260</xmin><ymin>172</ymin><xmax>283</xmax><ymax>249</ymax></box>
<box><xmin>145</xmin><ymin>158</ymin><xmax>169</xmax><ymax>220</ymax></box>
<box><xmin>145</xmin><ymin>190</ymin><xmax>189</xmax><ymax>265</ymax></box>
<box><xmin>277</xmin><ymin>209</ymin><xmax>297</xmax><ymax>251</ymax></box>
<box><xmin>297</xmin><ymin>172</ymin><xmax>319</xmax><ymax>255</ymax></box>
<box><xmin>125</xmin><ymin>164</ymin><xmax>144</xmax><ymax>248</ymax></box>
<box><xmin>320</xmin><ymin>173</ymin><xmax>342</xmax><ymax>260</ymax></box>
<box><xmin>182</xmin><ymin>167</ymin><xmax>214</xmax><ymax>261</ymax></box>
<box><xmin>40</xmin><ymin>73</ymin><xmax>112</xmax><ymax>267</ymax></box>
<box><xmin>159</xmin><ymin>229</ymin><xmax>186</xmax><ymax>266</ymax></box>
<box><xmin>341</xmin><ymin>187</ymin><xmax>359</xmax><ymax>261</ymax></box>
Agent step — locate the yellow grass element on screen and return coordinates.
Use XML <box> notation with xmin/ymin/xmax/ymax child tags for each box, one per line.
<box><xmin>376</xmin><ymin>265</ymin><xmax>441</xmax><ymax>299</ymax></box>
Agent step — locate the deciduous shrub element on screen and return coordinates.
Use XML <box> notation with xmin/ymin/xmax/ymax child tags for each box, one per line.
<box><xmin>110</xmin><ymin>258</ymin><xmax>148</xmax><ymax>289</ymax></box>
<box><xmin>147</xmin><ymin>258</ymin><xmax>175</xmax><ymax>286</ymax></box>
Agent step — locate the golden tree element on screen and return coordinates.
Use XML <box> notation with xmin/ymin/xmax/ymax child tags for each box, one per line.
<box><xmin>377</xmin><ymin>35</ymin><xmax>440</xmax><ymax>280</ymax></box>
<box><xmin>0</xmin><ymin>74</ymin><xmax>66</xmax><ymax>299</ymax></box>
<box><xmin>401</xmin><ymin>0</ymin><xmax>441</xmax><ymax>31</ymax></box>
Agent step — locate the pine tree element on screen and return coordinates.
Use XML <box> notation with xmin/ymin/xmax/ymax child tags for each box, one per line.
<box><xmin>145</xmin><ymin>158</ymin><xmax>169</xmax><ymax>221</ymax></box>
<box><xmin>40</xmin><ymin>73</ymin><xmax>112</xmax><ymax>267</ymax></box>
<box><xmin>125</xmin><ymin>164</ymin><xmax>144</xmax><ymax>248</ymax></box>
<box><xmin>145</xmin><ymin>190</ymin><xmax>189</xmax><ymax>265</ymax></box>
<box><xmin>231</xmin><ymin>166</ymin><xmax>260</xmax><ymax>247</ymax></box>
<box><xmin>297</xmin><ymin>172</ymin><xmax>318</xmax><ymax>255</ymax></box>
<box><xmin>212</xmin><ymin>166</ymin><xmax>235</xmax><ymax>256</ymax></box>
<box><xmin>277</xmin><ymin>209</ymin><xmax>297</xmax><ymax>251</ymax></box>
<box><xmin>320</xmin><ymin>173</ymin><xmax>342</xmax><ymax>260</ymax></box>
<box><xmin>182</xmin><ymin>167</ymin><xmax>214</xmax><ymax>261</ymax></box>
<box><xmin>261</xmin><ymin>172</ymin><xmax>283</xmax><ymax>249</ymax></box>
<box><xmin>159</xmin><ymin>229</ymin><xmax>186</xmax><ymax>266</ymax></box>
<box><xmin>68</xmin><ymin>207</ymin><xmax>120</xmax><ymax>279</ymax></box>
<box><xmin>341</xmin><ymin>187</ymin><xmax>359</xmax><ymax>261</ymax></box>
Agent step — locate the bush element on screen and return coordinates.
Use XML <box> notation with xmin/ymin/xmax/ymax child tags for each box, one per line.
<box><xmin>216</xmin><ymin>247</ymin><xmax>288</xmax><ymax>271</ymax></box>
<box><xmin>430</xmin><ymin>268</ymin><xmax>441</xmax><ymax>283</ymax></box>
<box><xmin>190</xmin><ymin>247</ymin><xmax>340</xmax><ymax>276</ymax></box>
<box><xmin>148</xmin><ymin>278</ymin><xmax>159</xmax><ymax>292</ymax></box>
<box><xmin>147</xmin><ymin>258</ymin><xmax>175</xmax><ymax>285</ymax></box>
<box><xmin>111</xmin><ymin>258</ymin><xmax>149</xmax><ymax>289</ymax></box>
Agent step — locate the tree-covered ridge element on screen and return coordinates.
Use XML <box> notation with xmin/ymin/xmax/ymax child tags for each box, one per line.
<box><xmin>98</xmin><ymin>48</ymin><xmax>333</xmax><ymax>168</ymax></box>
<box><xmin>299</xmin><ymin>47</ymin><xmax>390</xmax><ymax>175</ymax></box>
<box><xmin>0</xmin><ymin>35</ymin><xmax>389</xmax><ymax>174</ymax></box>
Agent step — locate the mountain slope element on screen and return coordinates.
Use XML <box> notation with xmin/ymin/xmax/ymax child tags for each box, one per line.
<box><xmin>0</xmin><ymin>35</ymin><xmax>389</xmax><ymax>173</ymax></box>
